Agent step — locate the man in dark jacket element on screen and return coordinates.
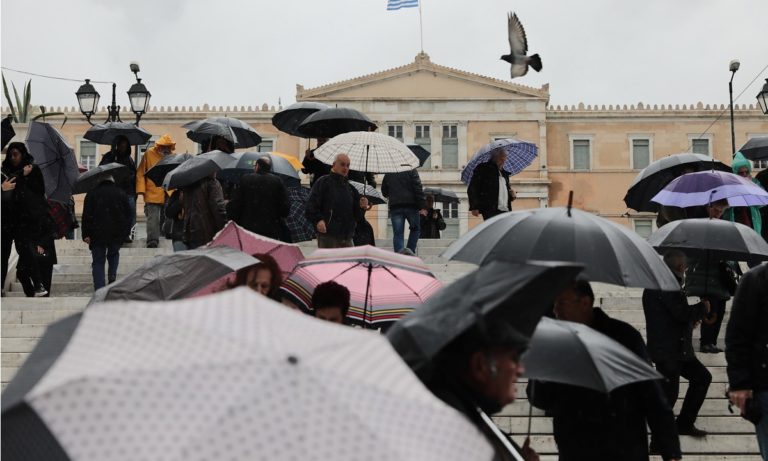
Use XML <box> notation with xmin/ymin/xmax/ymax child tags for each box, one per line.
<box><xmin>468</xmin><ymin>148</ymin><xmax>516</xmax><ymax>220</ymax></box>
<box><xmin>530</xmin><ymin>280</ymin><xmax>681</xmax><ymax>461</ymax></box>
<box><xmin>181</xmin><ymin>175</ymin><xmax>226</xmax><ymax>249</ymax></box>
<box><xmin>99</xmin><ymin>135</ymin><xmax>136</xmax><ymax>242</ymax></box>
<box><xmin>726</xmin><ymin>263</ymin><xmax>768</xmax><ymax>458</ymax></box>
<box><xmin>227</xmin><ymin>156</ymin><xmax>290</xmax><ymax>240</ymax></box>
<box><xmin>643</xmin><ymin>250</ymin><xmax>711</xmax><ymax>440</ymax></box>
<box><xmin>305</xmin><ymin>154</ymin><xmax>368</xmax><ymax>248</ymax></box>
<box><xmin>82</xmin><ymin>176</ymin><xmax>133</xmax><ymax>290</ymax></box>
<box><xmin>302</xmin><ymin>138</ymin><xmax>331</xmax><ymax>186</ymax></box>
<box><xmin>420</xmin><ymin>194</ymin><xmax>447</xmax><ymax>239</ymax></box>
<box><xmin>382</xmin><ymin>169</ymin><xmax>426</xmax><ymax>253</ymax></box>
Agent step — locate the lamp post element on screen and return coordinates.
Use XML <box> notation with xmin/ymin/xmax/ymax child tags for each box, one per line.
<box><xmin>757</xmin><ymin>78</ymin><xmax>768</xmax><ymax>116</ymax></box>
<box><xmin>728</xmin><ymin>59</ymin><xmax>740</xmax><ymax>157</ymax></box>
<box><xmin>75</xmin><ymin>62</ymin><xmax>151</xmax><ymax>126</ymax></box>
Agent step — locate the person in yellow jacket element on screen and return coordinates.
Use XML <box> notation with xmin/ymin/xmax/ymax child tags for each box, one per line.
<box><xmin>136</xmin><ymin>134</ymin><xmax>175</xmax><ymax>248</ymax></box>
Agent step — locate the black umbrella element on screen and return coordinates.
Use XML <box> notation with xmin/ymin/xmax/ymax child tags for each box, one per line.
<box><xmin>757</xmin><ymin>169</ymin><xmax>768</xmax><ymax>189</ymax></box>
<box><xmin>144</xmin><ymin>153</ymin><xmax>193</xmax><ymax>187</ymax></box>
<box><xmin>25</xmin><ymin>121</ymin><xmax>80</xmax><ymax>203</ymax></box>
<box><xmin>297</xmin><ymin>107</ymin><xmax>377</xmax><ymax>139</ymax></box>
<box><xmin>184</xmin><ymin>117</ymin><xmax>261</xmax><ymax>148</ymax></box>
<box><xmin>387</xmin><ymin>261</ymin><xmax>583</xmax><ymax>379</ymax></box>
<box><xmin>441</xmin><ymin>198</ymin><xmax>680</xmax><ymax>291</ymax></box>
<box><xmin>163</xmin><ymin>150</ymin><xmax>238</xmax><ymax>190</ymax></box>
<box><xmin>349</xmin><ymin>181</ymin><xmax>386</xmax><ymax>205</ymax></box>
<box><xmin>1</xmin><ymin>114</ymin><xmax>15</xmax><ymax>149</ymax></box>
<box><xmin>89</xmin><ymin>246</ymin><xmax>259</xmax><ymax>304</ymax></box>
<box><xmin>408</xmin><ymin>144</ymin><xmax>431</xmax><ymax>167</ymax></box>
<box><xmin>182</xmin><ymin>120</ymin><xmax>238</xmax><ymax>146</ymax></box>
<box><xmin>83</xmin><ymin>121</ymin><xmax>152</xmax><ymax>146</ymax></box>
<box><xmin>524</xmin><ymin>317</ymin><xmax>662</xmax><ymax>393</ymax></box>
<box><xmin>272</xmin><ymin>101</ymin><xmax>329</xmax><ymax>137</ymax></box>
<box><xmin>624</xmin><ymin>153</ymin><xmax>730</xmax><ymax>212</ymax></box>
<box><xmin>286</xmin><ymin>186</ymin><xmax>316</xmax><ymax>243</ymax></box>
<box><xmin>647</xmin><ymin>218</ymin><xmax>768</xmax><ymax>261</ymax></box>
<box><xmin>424</xmin><ymin>187</ymin><xmax>460</xmax><ymax>204</ymax></box>
<box><xmin>218</xmin><ymin>152</ymin><xmax>300</xmax><ymax>184</ymax></box>
<box><xmin>739</xmin><ymin>136</ymin><xmax>768</xmax><ymax>161</ymax></box>
<box><xmin>73</xmin><ymin>163</ymin><xmax>130</xmax><ymax>194</ymax></box>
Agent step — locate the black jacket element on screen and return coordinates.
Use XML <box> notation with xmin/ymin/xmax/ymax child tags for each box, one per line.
<box><xmin>529</xmin><ymin>308</ymin><xmax>681</xmax><ymax>461</ymax></box>
<box><xmin>82</xmin><ymin>181</ymin><xmax>133</xmax><ymax>245</ymax></box>
<box><xmin>467</xmin><ymin>161</ymin><xmax>511</xmax><ymax>215</ymax></box>
<box><xmin>643</xmin><ymin>279</ymin><xmax>707</xmax><ymax>362</ymax></box>
<box><xmin>726</xmin><ymin>263</ymin><xmax>768</xmax><ymax>391</ymax></box>
<box><xmin>305</xmin><ymin>172</ymin><xmax>362</xmax><ymax>240</ymax></box>
<box><xmin>227</xmin><ymin>172</ymin><xmax>290</xmax><ymax>240</ymax></box>
<box><xmin>2</xmin><ymin>159</ymin><xmax>50</xmax><ymax>240</ymax></box>
<box><xmin>381</xmin><ymin>170</ymin><xmax>426</xmax><ymax>210</ymax></box>
<box><xmin>420</xmin><ymin>208</ymin><xmax>446</xmax><ymax>239</ymax></box>
<box><xmin>99</xmin><ymin>150</ymin><xmax>136</xmax><ymax>196</ymax></box>
<box><xmin>301</xmin><ymin>150</ymin><xmax>330</xmax><ymax>186</ymax></box>
<box><xmin>164</xmin><ymin>190</ymin><xmax>185</xmax><ymax>241</ymax></box>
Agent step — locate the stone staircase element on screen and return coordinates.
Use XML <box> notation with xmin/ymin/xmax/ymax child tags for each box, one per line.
<box><xmin>1</xmin><ymin>237</ymin><xmax>761</xmax><ymax>459</ymax></box>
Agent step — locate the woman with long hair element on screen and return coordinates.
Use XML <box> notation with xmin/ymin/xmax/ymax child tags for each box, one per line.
<box><xmin>225</xmin><ymin>253</ymin><xmax>283</xmax><ymax>301</ymax></box>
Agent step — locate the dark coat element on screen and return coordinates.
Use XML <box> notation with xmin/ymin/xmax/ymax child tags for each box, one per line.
<box><xmin>420</xmin><ymin>208</ymin><xmax>446</xmax><ymax>239</ymax></box>
<box><xmin>305</xmin><ymin>172</ymin><xmax>363</xmax><ymax>240</ymax></box>
<box><xmin>82</xmin><ymin>181</ymin><xmax>133</xmax><ymax>245</ymax></box>
<box><xmin>353</xmin><ymin>213</ymin><xmax>376</xmax><ymax>246</ymax></box>
<box><xmin>182</xmin><ymin>176</ymin><xmax>226</xmax><ymax>246</ymax></box>
<box><xmin>643</xmin><ymin>279</ymin><xmax>707</xmax><ymax>362</ymax></box>
<box><xmin>381</xmin><ymin>170</ymin><xmax>426</xmax><ymax>210</ymax></box>
<box><xmin>226</xmin><ymin>172</ymin><xmax>290</xmax><ymax>240</ymax></box>
<box><xmin>467</xmin><ymin>161</ymin><xmax>511</xmax><ymax>215</ymax></box>
<box><xmin>2</xmin><ymin>158</ymin><xmax>49</xmax><ymax>240</ymax></box>
<box><xmin>99</xmin><ymin>150</ymin><xmax>136</xmax><ymax>196</ymax></box>
<box><xmin>301</xmin><ymin>150</ymin><xmax>330</xmax><ymax>186</ymax></box>
<box><xmin>164</xmin><ymin>190</ymin><xmax>185</xmax><ymax>241</ymax></box>
<box><xmin>726</xmin><ymin>263</ymin><xmax>768</xmax><ymax>391</ymax></box>
<box><xmin>529</xmin><ymin>308</ymin><xmax>681</xmax><ymax>461</ymax></box>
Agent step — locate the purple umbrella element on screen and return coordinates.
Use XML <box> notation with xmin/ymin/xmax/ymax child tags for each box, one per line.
<box><xmin>461</xmin><ymin>138</ymin><xmax>538</xmax><ymax>184</ymax></box>
<box><xmin>651</xmin><ymin>170</ymin><xmax>768</xmax><ymax>208</ymax></box>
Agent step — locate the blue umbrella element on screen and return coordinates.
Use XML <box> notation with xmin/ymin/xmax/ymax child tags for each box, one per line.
<box><xmin>461</xmin><ymin>138</ymin><xmax>538</xmax><ymax>184</ymax></box>
<box><xmin>651</xmin><ymin>170</ymin><xmax>768</xmax><ymax>208</ymax></box>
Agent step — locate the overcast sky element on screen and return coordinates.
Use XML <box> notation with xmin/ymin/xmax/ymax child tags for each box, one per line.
<box><xmin>2</xmin><ymin>0</ymin><xmax>767</xmax><ymax>112</ymax></box>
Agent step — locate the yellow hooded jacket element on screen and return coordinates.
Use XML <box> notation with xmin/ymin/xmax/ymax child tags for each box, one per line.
<box><xmin>136</xmin><ymin>134</ymin><xmax>175</xmax><ymax>204</ymax></box>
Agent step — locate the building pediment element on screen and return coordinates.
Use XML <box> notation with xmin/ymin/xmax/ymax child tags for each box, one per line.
<box><xmin>297</xmin><ymin>52</ymin><xmax>549</xmax><ymax>102</ymax></box>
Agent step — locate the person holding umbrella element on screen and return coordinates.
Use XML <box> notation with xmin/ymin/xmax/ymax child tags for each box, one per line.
<box><xmin>226</xmin><ymin>156</ymin><xmax>289</xmax><ymax>241</ymax></box>
<box><xmin>181</xmin><ymin>172</ymin><xmax>226</xmax><ymax>249</ymax></box>
<box><xmin>136</xmin><ymin>134</ymin><xmax>176</xmax><ymax>248</ymax></box>
<box><xmin>468</xmin><ymin>147</ymin><xmax>517</xmax><ymax>220</ymax></box>
<box><xmin>724</xmin><ymin>152</ymin><xmax>765</xmax><ymax>249</ymax></box>
<box><xmin>99</xmin><ymin>135</ymin><xmax>136</xmax><ymax>243</ymax></box>
<box><xmin>420</xmin><ymin>194</ymin><xmax>447</xmax><ymax>239</ymax></box>
<box><xmin>302</xmin><ymin>137</ymin><xmax>331</xmax><ymax>186</ymax></box>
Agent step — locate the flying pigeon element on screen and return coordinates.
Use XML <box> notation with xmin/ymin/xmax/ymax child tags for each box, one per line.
<box><xmin>500</xmin><ymin>12</ymin><xmax>542</xmax><ymax>78</ymax></box>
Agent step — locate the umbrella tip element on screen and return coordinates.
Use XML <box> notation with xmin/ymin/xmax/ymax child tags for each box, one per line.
<box><xmin>287</xmin><ymin>355</ymin><xmax>299</xmax><ymax>365</ymax></box>
<box><xmin>567</xmin><ymin>191</ymin><xmax>574</xmax><ymax>217</ymax></box>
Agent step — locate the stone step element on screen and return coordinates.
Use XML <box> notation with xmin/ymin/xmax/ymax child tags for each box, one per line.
<box><xmin>492</xmin><ymin>415</ymin><xmax>756</xmax><ymax>435</ymax></box>
<box><xmin>7</xmin><ymin>281</ymin><xmax>94</xmax><ymax>295</ymax></box>
<box><xmin>501</xmin><ymin>396</ymin><xmax>735</xmax><ymax>417</ymax></box>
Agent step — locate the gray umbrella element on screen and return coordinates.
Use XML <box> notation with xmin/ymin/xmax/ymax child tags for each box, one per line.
<box><xmin>145</xmin><ymin>153</ymin><xmax>193</xmax><ymax>187</ymax></box>
<box><xmin>83</xmin><ymin>122</ymin><xmax>152</xmax><ymax>146</ymax></box>
<box><xmin>524</xmin><ymin>317</ymin><xmax>662</xmax><ymax>393</ymax></box>
<box><xmin>424</xmin><ymin>187</ymin><xmax>459</xmax><ymax>204</ymax></box>
<box><xmin>349</xmin><ymin>181</ymin><xmax>386</xmax><ymax>205</ymax></box>
<box><xmin>25</xmin><ymin>120</ymin><xmax>80</xmax><ymax>203</ymax></box>
<box><xmin>89</xmin><ymin>246</ymin><xmax>259</xmax><ymax>305</ymax></box>
<box><xmin>387</xmin><ymin>261</ymin><xmax>583</xmax><ymax>379</ymax></box>
<box><xmin>182</xmin><ymin>120</ymin><xmax>238</xmax><ymax>147</ymax></box>
<box><xmin>162</xmin><ymin>150</ymin><xmax>238</xmax><ymax>190</ymax></box>
<box><xmin>441</xmin><ymin>203</ymin><xmax>679</xmax><ymax>291</ymax></box>
<box><xmin>217</xmin><ymin>152</ymin><xmax>300</xmax><ymax>184</ymax></box>
<box><xmin>72</xmin><ymin>163</ymin><xmax>129</xmax><ymax>194</ymax></box>
<box><xmin>647</xmin><ymin>218</ymin><xmax>768</xmax><ymax>261</ymax></box>
<box><xmin>184</xmin><ymin>117</ymin><xmax>260</xmax><ymax>148</ymax></box>
<box><xmin>739</xmin><ymin>136</ymin><xmax>768</xmax><ymax>161</ymax></box>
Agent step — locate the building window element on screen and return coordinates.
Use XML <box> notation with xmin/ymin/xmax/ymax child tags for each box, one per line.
<box><xmin>442</xmin><ymin>124</ymin><xmax>458</xmax><ymax>169</ymax></box>
<box><xmin>631</xmin><ymin>138</ymin><xmax>651</xmax><ymax>170</ymax></box>
<box><xmin>570</xmin><ymin>138</ymin><xmax>592</xmax><ymax>171</ymax></box>
<box><xmin>689</xmin><ymin>135</ymin><xmax>712</xmax><ymax>157</ymax></box>
<box><xmin>79</xmin><ymin>140</ymin><xmax>98</xmax><ymax>170</ymax></box>
<box><xmin>441</xmin><ymin>202</ymin><xmax>459</xmax><ymax>219</ymax></box>
<box><xmin>754</xmin><ymin>159</ymin><xmax>768</xmax><ymax>170</ymax></box>
<box><xmin>634</xmin><ymin>219</ymin><xmax>653</xmax><ymax>238</ymax></box>
<box><xmin>136</xmin><ymin>136</ymin><xmax>157</xmax><ymax>166</ymax></box>
<box><xmin>257</xmin><ymin>139</ymin><xmax>274</xmax><ymax>153</ymax></box>
<box><xmin>388</xmin><ymin>124</ymin><xmax>403</xmax><ymax>141</ymax></box>
<box><xmin>440</xmin><ymin>202</ymin><xmax>460</xmax><ymax>238</ymax></box>
<box><xmin>415</xmin><ymin>124</ymin><xmax>431</xmax><ymax>169</ymax></box>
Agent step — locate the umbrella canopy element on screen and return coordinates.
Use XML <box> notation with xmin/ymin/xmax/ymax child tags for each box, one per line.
<box><xmin>217</xmin><ymin>151</ymin><xmax>301</xmax><ymax>184</ymax></box>
<box><xmin>163</xmin><ymin>150</ymin><xmax>238</xmax><ymax>190</ymax></box>
<box><xmin>182</xmin><ymin>120</ymin><xmax>238</xmax><ymax>145</ymax></box>
<box><xmin>647</xmin><ymin>218</ymin><xmax>768</xmax><ymax>262</ymax></box>
<box><xmin>461</xmin><ymin>138</ymin><xmax>538</xmax><ymax>184</ymax></box>
<box><xmin>272</xmin><ymin>101</ymin><xmax>330</xmax><ymax>137</ymax></box>
<box><xmin>623</xmin><ymin>153</ymin><xmax>731</xmax><ymax>212</ymax></box>
<box><xmin>424</xmin><ymin>187</ymin><xmax>460</xmax><ymax>204</ymax></box>
<box><xmin>523</xmin><ymin>317</ymin><xmax>662</xmax><ymax>393</ymax></box>
<box><xmin>2</xmin><ymin>288</ymin><xmax>495</xmax><ymax>461</ymax></box>
<box><xmin>387</xmin><ymin>261</ymin><xmax>583</xmax><ymax>379</ymax></box>
<box><xmin>442</xmin><ymin>206</ymin><xmax>680</xmax><ymax>291</ymax></box>
<box><xmin>297</xmin><ymin>107</ymin><xmax>377</xmax><ymax>138</ymax></box>
<box><xmin>72</xmin><ymin>163</ymin><xmax>130</xmax><ymax>194</ymax></box>
<box><xmin>408</xmin><ymin>144</ymin><xmax>431</xmax><ymax>167</ymax></box>
<box><xmin>25</xmin><ymin>120</ymin><xmax>80</xmax><ymax>203</ymax></box>
<box><xmin>313</xmin><ymin>131</ymin><xmax>419</xmax><ymax>173</ymax></box>
<box><xmin>739</xmin><ymin>136</ymin><xmax>768</xmax><ymax>161</ymax></box>
<box><xmin>651</xmin><ymin>170</ymin><xmax>768</xmax><ymax>208</ymax></box>
<box><xmin>89</xmin><ymin>246</ymin><xmax>259</xmax><ymax>305</ymax></box>
<box><xmin>286</xmin><ymin>186</ymin><xmax>316</xmax><ymax>243</ymax></box>
<box><xmin>269</xmin><ymin>151</ymin><xmax>303</xmax><ymax>170</ymax></box>
<box><xmin>144</xmin><ymin>153</ymin><xmax>193</xmax><ymax>187</ymax></box>
<box><xmin>349</xmin><ymin>181</ymin><xmax>386</xmax><ymax>205</ymax></box>
<box><xmin>83</xmin><ymin>122</ymin><xmax>152</xmax><ymax>146</ymax></box>
<box><xmin>281</xmin><ymin>246</ymin><xmax>442</xmax><ymax>330</ymax></box>
<box><xmin>184</xmin><ymin>117</ymin><xmax>261</xmax><ymax>148</ymax></box>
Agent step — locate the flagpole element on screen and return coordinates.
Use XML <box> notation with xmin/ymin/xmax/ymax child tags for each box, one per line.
<box><xmin>418</xmin><ymin>0</ymin><xmax>424</xmax><ymax>52</ymax></box>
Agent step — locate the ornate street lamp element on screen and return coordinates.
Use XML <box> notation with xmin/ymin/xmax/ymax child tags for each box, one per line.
<box><xmin>75</xmin><ymin>79</ymin><xmax>100</xmax><ymax>124</ymax></box>
<box><xmin>728</xmin><ymin>59</ymin><xmax>740</xmax><ymax>157</ymax></box>
<box><xmin>127</xmin><ymin>78</ymin><xmax>151</xmax><ymax>123</ymax></box>
<box><xmin>75</xmin><ymin>62</ymin><xmax>151</xmax><ymax>126</ymax></box>
<box><xmin>757</xmin><ymin>78</ymin><xmax>768</xmax><ymax>115</ymax></box>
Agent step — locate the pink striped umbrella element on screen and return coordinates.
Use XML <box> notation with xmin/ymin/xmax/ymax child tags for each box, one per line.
<box><xmin>280</xmin><ymin>246</ymin><xmax>442</xmax><ymax>331</ymax></box>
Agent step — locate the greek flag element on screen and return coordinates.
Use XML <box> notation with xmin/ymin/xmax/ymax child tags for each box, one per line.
<box><xmin>387</xmin><ymin>0</ymin><xmax>418</xmax><ymax>10</ymax></box>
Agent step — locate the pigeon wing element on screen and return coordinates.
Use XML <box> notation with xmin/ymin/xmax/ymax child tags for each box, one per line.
<box><xmin>507</xmin><ymin>13</ymin><xmax>528</xmax><ymax>56</ymax></box>
<box><xmin>510</xmin><ymin>63</ymin><xmax>529</xmax><ymax>78</ymax></box>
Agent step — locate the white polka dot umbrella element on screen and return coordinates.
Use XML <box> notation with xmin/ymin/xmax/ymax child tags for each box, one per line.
<box><xmin>1</xmin><ymin>288</ymin><xmax>494</xmax><ymax>461</ymax></box>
